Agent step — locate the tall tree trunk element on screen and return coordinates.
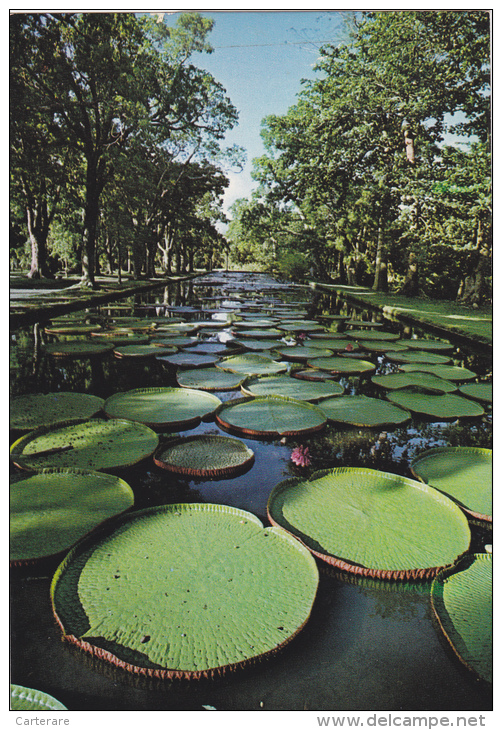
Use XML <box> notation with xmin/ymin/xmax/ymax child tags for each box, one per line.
<box><xmin>81</xmin><ymin>160</ymin><xmax>100</xmax><ymax>287</ymax></box>
<box><xmin>372</xmin><ymin>215</ymin><xmax>388</xmax><ymax>292</ymax></box>
<box><xmin>24</xmin><ymin>185</ymin><xmax>53</xmax><ymax>279</ymax></box>
<box><xmin>457</xmin><ymin>219</ymin><xmax>491</xmax><ymax>307</ymax></box>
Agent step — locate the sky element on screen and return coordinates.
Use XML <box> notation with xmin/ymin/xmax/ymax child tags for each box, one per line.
<box><xmin>160</xmin><ymin>10</ymin><xmax>351</xmax><ymax>219</ymax></box>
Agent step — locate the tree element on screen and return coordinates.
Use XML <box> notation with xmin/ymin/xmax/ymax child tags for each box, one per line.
<box><xmin>10</xmin><ymin>11</ymin><xmax>239</xmax><ymax>285</ymax></box>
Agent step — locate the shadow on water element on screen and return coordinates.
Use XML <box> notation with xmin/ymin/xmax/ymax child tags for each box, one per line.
<box><xmin>9</xmin><ymin>272</ymin><xmax>492</xmax><ymax>712</ymax></box>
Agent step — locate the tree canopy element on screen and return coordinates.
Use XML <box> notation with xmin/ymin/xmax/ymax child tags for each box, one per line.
<box><xmin>227</xmin><ymin>10</ymin><xmax>491</xmax><ymax>305</ymax></box>
<box><xmin>10</xmin><ymin>11</ymin><xmax>242</xmax><ymax>283</ymax></box>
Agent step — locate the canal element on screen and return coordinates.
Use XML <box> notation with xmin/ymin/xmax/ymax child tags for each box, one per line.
<box><xmin>10</xmin><ymin>271</ymin><xmax>492</xmax><ymax>713</ymax></box>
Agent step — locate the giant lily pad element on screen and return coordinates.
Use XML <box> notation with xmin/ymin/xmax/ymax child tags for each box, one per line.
<box><xmin>267</xmin><ymin>467</ymin><xmax>471</xmax><ymax>580</ymax></box>
<box><xmin>347</xmin><ymin>330</ymin><xmax>400</xmax><ymax>341</ymax></box>
<box><xmin>216</xmin><ymin>353</ymin><xmax>287</xmax><ymax>376</ymax></box>
<box><xmin>50</xmin><ymin>503</ymin><xmax>319</xmax><ymax>679</ymax></box>
<box><xmin>44</xmin><ymin>342</ymin><xmax>114</xmax><ymax>358</ymax></box>
<box><xmin>10</xmin><ymin>392</ymin><xmax>104</xmax><ymax>431</ymax></box>
<box><xmin>403</xmin><ymin>339</ymin><xmax>454</xmax><ymax>352</ymax></box>
<box><xmin>431</xmin><ymin>554</ymin><xmax>492</xmax><ymax>683</ymax></box>
<box><xmin>231</xmin><ymin>328</ymin><xmax>284</xmax><ymax>340</ymax></box>
<box><xmin>216</xmin><ymin>396</ymin><xmax>327</xmax><ymax>438</ymax></box>
<box><xmin>399</xmin><ymin>364</ymin><xmax>477</xmax><ymax>381</ymax></box>
<box><xmin>156</xmin><ymin>352</ymin><xmax>220</xmax><ymax>369</ymax></box>
<box><xmin>319</xmin><ymin>394</ymin><xmax>411</xmax><ymax>427</ymax></box>
<box><xmin>385</xmin><ymin>350</ymin><xmax>452</xmax><ymax>365</ymax></box>
<box><xmin>10</xmin><ymin>685</ymin><xmax>67</xmax><ymax>711</ymax></box>
<box><xmin>410</xmin><ymin>447</ymin><xmax>492</xmax><ymax>522</ymax></box>
<box><xmin>273</xmin><ymin>345</ymin><xmax>334</xmax><ymax>362</ymax></box>
<box><xmin>232</xmin><ymin>338</ymin><xmax>281</xmax><ymax>351</ymax></box>
<box><xmin>10</xmin><ymin>418</ymin><xmax>159</xmax><ymax>471</ymax></box>
<box><xmin>458</xmin><ymin>382</ymin><xmax>493</xmax><ymax>404</ymax></box>
<box><xmin>307</xmin><ymin>356</ymin><xmax>376</xmax><ymax>375</ymax></box>
<box><xmin>154</xmin><ymin>435</ymin><xmax>255</xmax><ymax>478</ymax></box>
<box><xmin>113</xmin><ymin>344</ymin><xmax>175</xmax><ymax>359</ymax></box>
<box><xmin>177</xmin><ymin>367</ymin><xmax>246</xmax><ymax>391</ymax></box>
<box><xmin>241</xmin><ymin>375</ymin><xmax>344</xmax><ymax>401</ymax></box>
<box><xmin>104</xmin><ymin>387</ymin><xmax>221</xmax><ymax>430</ymax></box>
<box><xmin>45</xmin><ymin>324</ymin><xmax>99</xmax><ymax>336</ymax></box>
<box><xmin>371</xmin><ymin>372</ymin><xmax>457</xmax><ymax>393</ymax></box>
<box><xmin>386</xmin><ymin>390</ymin><xmax>484</xmax><ymax>419</ymax></box>
<box><xmin>10</xmin><ymin>468</ymin><xmax>134</xmax><ymax>565</ymax></box>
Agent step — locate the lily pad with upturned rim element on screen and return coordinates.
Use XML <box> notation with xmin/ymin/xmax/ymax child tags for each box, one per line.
<box><xmin>371</xmin><ymin>372</ymin><xmax>458</xmax><ymax>393</ymax></box>
<box><xmin>273</xmin><ymin>345</ymin><xmax>334</xmax><ymax>362</ymax></box>
<box><xmin>267</xmin><ymin>467</ymin><xmax>471</xmax><ymax>580</ymax></box>
<box><xmin>347</xmin><ymin>330</ymin><xmax>400</xmax><ymax>341</ymax></box>
<box><xmin>154</xmin><ymin>435</ymin><xmax>255</xmax><ymax>478</ymax></box>
<box><xmin>241</xmin><ymin>375</ymin><xmax>344</xmax><ymax>401</ymax></box>
<box><xmin>176</xmin><ymin>367</ymin><xmax>246</xmax><ymax>391</ymax></box>
<box><xmin>216</xmin><ymin>395</ymin><xmax>327</xmax><ymax>438</ymax></box>
<box><xmin>156</xmin><ymin>352</ymin><xmax>220</xmax><ymax>369</ymax></box>
<box><xmin>104</xmin><ymin>387</ymin><xmax>222</xmax><ymax>430</ymax></box>
<box><xmin>431</xmin><ymin>553</ymin><xmax>492</xmax><ymax>683</ymax></box>
<box><xmin>44</xmin><ymin>342</ymin><xmax>114</xmax><ymax>358</ymax></box>
<box><xmin>50</xmin><ymin>503</ymin><xmax>319</xmax><ymax>679</ymax></box>
<box><xmin>386</xmin><ymin>390</ymin><xmax>484</xmax><ymax>419</ymax></box>
<box><xmin>403</xmin><ymin>339</ymin><xmax>454</xmax><ymax>352</ymax></box>
<box><xmin>385</xmin><ymin>350</ymin><xmax>452</xmax><ymax>365</ymax></box>
<box><xmin>319</xmin><ymin>394</ymin><xmax>411</xmax><ymax>427</ymax></box>
<box><xmin>230</xmin><ymin>328</ymin><xmax>284</xmax><ymax>340</ymax></box>
<box><xmin>410</xmin><ymin>447</ymin><xmax>492</xmax><ymax>522</ymax></box>
<box><xmin>216</xmin><ymin>353</ymin><xmax>288</xmax><ymax>377</ymax></box>
<box><xmin>113</xmin><ymin>344</ymin><xmax>176</xmax><ymax>359</ymax></box>
<box><xmin>307</xmin><ymin>356</ymin><xmax>376</xmax><ymax>375</ymax></box>
<box><xmin>398</xmin><ymin>364</ymin><xmax>477</xmax><ymax>381</ymax></box>
<box><xmin>10</xmin><ymin>392</ymin><xmax>104</xmax><ymax>431</ymax></box>
<box><xmin>10</xmin><ymin>468</ymin><xmax>135</xmax><ymax>565</ymax></box>
<box><xmin>45</xmin><ymin>324</ymin><xmax>99</xmax><ymax>336</ymax></box>
<box><xmin>10</xmin><ymin>685</ymin><xmax>67</xmax><ymax>711</ymax></box>
<box><xmin>10</xmin><ymin>418</ymin><xmax>159</xmax><ymax>471</ymax></box>
<box><xmin>458</xmin><ymin>382</ymin><xmax>493</xmax><ymax>404</ymax></box>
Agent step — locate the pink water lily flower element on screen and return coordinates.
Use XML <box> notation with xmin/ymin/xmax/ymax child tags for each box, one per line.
<box><xmin>291</xmin><ymin>445</ymin><xmax>311</xmax><ymax>467</ymax></box>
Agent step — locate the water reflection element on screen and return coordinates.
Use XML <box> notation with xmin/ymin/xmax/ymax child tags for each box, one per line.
<box><xmin>9</xmin><ymin>271</ymin><xmax>492</xmax><ymax>712</ymax></box>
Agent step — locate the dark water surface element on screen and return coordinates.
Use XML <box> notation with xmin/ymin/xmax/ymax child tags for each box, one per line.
<box><xmin>10</xmin><ymin>272</ymin><xmax>492</xmax><ymax>712</ymax></box>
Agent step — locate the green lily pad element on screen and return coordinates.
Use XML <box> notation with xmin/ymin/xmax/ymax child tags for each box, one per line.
<box><xmin>44</xmin><ymin>342</ymin><xmax>114</xmax><ymax>358</ymax></box>
<box><xmin>241</xmin><ymin>375</ymin><xmax>344</xmax><ymax>401</ymax></box>
<box><xmin>273</xmin><ymin>345</ymin><xmax>334</xmax><ymax>361</ymax></box>
<box><xmin>50</xmin><ymin>503</ymin><xmax>318</xmax><ymax>678</ymax></box>
<box><xmin>154</xmin><ymin>435</ymin><xmax>255</xmax><ymax>478</ymax></box>
<box><xmin>216</xmin><ymin>353</ymin><xmax>287</xmax><ymax>376</ymax></box>
<box><xmin>307</xmin><ymin>338</ymin><xmax>360</xmax><ymax>351</ymax></box>
<box><xmin>149</xmin><ymin>335</ymin><xmax>199</xmax><ymax>347</ymax></box>
<box><xmin>319</xmin><ymin>394</ymin><xmax>411</xmax><ymax>427</ymax></box>
<box><xmin>104</xmin><ymin>387</ymin><xmax>221</xmax><ymax>430</ymax></box>
<box><xmin>403</xmin><ymin>339</ymin><xmax>454</xmax><ymax>352</ymax></box>
<box><xmin>45</xmin><ymin>324</ymin><xmax>99</xmax><ymax>335</ymax></box>
<box><xmin>347</xmin><ymin>330</ymin><xmax>400</xmax><ymax>341</ymax></box>
<box><xmin>386</xmin><ymin>390</ymin><xmax>484</xmax><ymax>419</ymax></box>
<box><xmin>371</xmin><ymin>372</ymin><xmax>458</xmax><ymax>393</ymax></box>
<box><xmin>351</xmin><ymin>340</ymin><xmax>408</xmax><ymax>353</ymax></box>
<box><xmin>177</xmin><ymin>367</ymin><xmax>246</xmax><ymax>391</ymax></box>
<box><xmin>307</xmin><ymin>356</ymin><xmax>376</xmax><ymax>375</ymax></box>
<box><xmin>231</xmin><ymin>328</ymin><xmax>284</xmax><ymax>339</ymax></box>
<box><xmin>113</xmin><ymin>344</ymin><xmax>175</xmax><ymax>358</ymax></box>
<box><xmin>292</xmin><ymin>369</ymin><xmax>337</xmax><ymax>382</ymax></box>
<box><xmin>267</xmin><ymin>467</ymin><xmax>471</xmax><ymax>580</ymax></box>
<box><xmin>10</xmin><ymin>418</ymin><xmax>159</xmax><ymax>471</ymax></box>
<box><xmin>92</xmin><ymin>332</ymin><xmax>151</xmax><ymax>346</ymax></box>
<box><xmin>10</xmin><ymin>468</ymin><xmax>134</xmax><ymax>565</ymax></box>
<box><xmin>458</xmin><ymin>382</ymin><xmax>493</xmax><ymax>403</ymax></box>
<box><xmin>10</xmin><ymin>684</ymin><xmax>67</xmax><ymax>711</ymax></box>
<box><xmin>232</xmin><ymin>319</ymin><xmax>278</xmax><ymax>328</ymax></box>
<box><xmin>216</xmin><ymin>396</ymin><xmax>327</xmax><ymax>438</ymax></box>
<box><xmin>410</xmin><ymin>447</ymin><xmax>492</xmax><ymax>522</ymax></box>
<box><xmin>156</xmin><ymin>352</ymin><xmax>220</xmax><ymax>369</ymax></box>
<box><xmin>10</xmin><ymin>392</ymin><xmax>104</xmax><ymax>431</ymax></box>
<box><xmin>385</xmin><ymin>350</ymin><xmax>452</xmax><ymax>365</ymax></box>
<box><xmin>398</xmin><ymin>364</ymin><xmax>477</xmax><ymax>381</ymax></box>
<box><xmin>431</xmin><ymin>554</ymin><xmax>492</xmax><ymax>683</ymax></box>
<box><xmin>232</xmin><ymin>338</ymin><xmax>282</xmax><ymax>351</ymax></box>
<box><xmin>277</xmin><ymin>322</ymin><xmax>326</xmax><ymax>333</ymax></box>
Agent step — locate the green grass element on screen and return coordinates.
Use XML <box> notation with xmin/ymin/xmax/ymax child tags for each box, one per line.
<box><xmin>314</xmin><ymin>284</ymin><xmax>492</xmax><ymax>347</ymax></box>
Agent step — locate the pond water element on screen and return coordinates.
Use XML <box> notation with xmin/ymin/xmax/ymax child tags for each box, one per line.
<box><xmin>10</xmin><ymin>271</ymin><xmax>492</xmax><ymax>713</ymax></box>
